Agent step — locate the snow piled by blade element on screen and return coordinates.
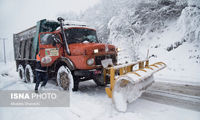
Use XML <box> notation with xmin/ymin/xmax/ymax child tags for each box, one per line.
<box><xmin>113</xmin><ymin>75</ymin><xmax>154</xmax><ymax>112</ymax></box>
<box><xmin>112</xmin><ymin>63</ymin><xmax>166</xmax><ymax>112</ymax></box>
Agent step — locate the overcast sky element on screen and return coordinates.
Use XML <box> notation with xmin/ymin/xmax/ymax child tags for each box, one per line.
<box><xmin>0</xmin><ymin>0</ymin><xmax>100</xmax><ymax>38</ymax></box>
<box><xmin>0</xmin><ymin>0</ymin><xmax>100</xmax><ymax>61</ymax></box>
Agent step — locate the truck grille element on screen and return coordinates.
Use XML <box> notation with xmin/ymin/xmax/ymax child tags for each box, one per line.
<box><xmin>95</xmin><ymin>54</ymin><xmax>117</xmax><ymax>65</ymax></box>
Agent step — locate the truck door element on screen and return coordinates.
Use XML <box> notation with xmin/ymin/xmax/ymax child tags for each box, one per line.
<box><xmin>39</xmin><ymin>32</ymin><xmax>62</xmax><ymax>66</ymax></box>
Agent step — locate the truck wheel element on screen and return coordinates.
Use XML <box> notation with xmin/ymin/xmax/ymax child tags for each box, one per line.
<box><xmin>93</xmin><ymin>75</ymin><xmax>105</xmax><ymax>86</ymax></box>
<box><xmin>18</xmin><ymin>65</ymin><xmax>25</xmax><ymax>81</ymax></box>
<box><xmin>25</xmin><ymin>64</ymin><xmax>34</xmax><ymax>83</ymax></box>
<box><xmin>57</xmin><ymin>66</ymin><xmax>74</xmax><ymax>91</ymax></box>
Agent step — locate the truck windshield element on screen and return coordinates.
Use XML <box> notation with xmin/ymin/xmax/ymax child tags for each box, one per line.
<box><xmin>65</xmin><ymin>28</ymin><xmax>98</xmax><ymax>44</ymax></box>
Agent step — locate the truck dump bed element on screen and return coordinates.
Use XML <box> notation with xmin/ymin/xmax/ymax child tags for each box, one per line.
<box><xmin>13</xmin><ymin>26</ymin><xmax>37</xmax><ymax>60</ymax></box>
<box><xmin>13</xmin><ymin>19</ymin><xmax>60</xmax><ymax>61</ymax></box>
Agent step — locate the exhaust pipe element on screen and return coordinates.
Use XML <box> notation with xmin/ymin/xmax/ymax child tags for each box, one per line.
<box><xmin>57</xmin><ymin>17</ymin><xmax>71</xmax><ymax>55</ymax></box>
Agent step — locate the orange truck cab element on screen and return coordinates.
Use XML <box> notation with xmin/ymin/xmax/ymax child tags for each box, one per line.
<box><xmin>14</xmin><ymin>17</ymin><xmax>117</xmax><ymax>90</ymax></box>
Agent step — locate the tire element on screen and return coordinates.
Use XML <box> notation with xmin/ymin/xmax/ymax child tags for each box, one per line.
<box><xmin>25</xmin><ymin>64</ymin><xmax>34</xmax><ymax>83</ymax></box>
<box><xmin>18</xmin><ymin>64</ymin><xmax>25</xmax><ymax>81</ymax></box>
<box><xmin>57</xmin><ymin>66</ymin><xmax>74</xmax><ymax>91</ymax></box>
<box><xmin>93</xmin><ymin>75</ymin><xmax>105</xmax><ymax>86</ymax></box>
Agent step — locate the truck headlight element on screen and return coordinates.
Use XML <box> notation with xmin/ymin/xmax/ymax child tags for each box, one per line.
<box><xmin>116</xmin><ymin>48</ymin><xmax>121</xmax><ymax>52</ymax></box>
<box><xmin>87</xmin><ymin>58</ymin><xmax>94</xmax><ymax>66</ymax></box>
<box><xmin>41</xmin><ymin>56</ymin><xmax>52</xmax><ymax>64</ymax></box>
<box><xmin>94</xmin><ymin>49</ymin><xmax>99</xmax><ymax>53</ymax></box>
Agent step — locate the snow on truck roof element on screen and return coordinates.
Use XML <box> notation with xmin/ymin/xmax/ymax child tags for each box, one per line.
<box><xmin>65</xmin><ymin>20</ymin><xmax>87</xmax><ymax>26</ymax></box>
<box><xmin>56</xmin><ymin>20</ymin><xmax>95</xmax><ymax>30</ymax></box>
<box><xmin>56</xmin><ymin>25</ymin><xmax>96</xmax><ymax>31</ymax></box>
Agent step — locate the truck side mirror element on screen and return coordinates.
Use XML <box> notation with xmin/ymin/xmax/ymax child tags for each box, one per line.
<box><xmin>51</xmin><ymin>34</ymin><xmax>61</xmax><ymax>47</ymax></box>
<box><xmin>52</xmin><ymin>39</ymin><xmax>57</xmax><ymax>46</ymax></box>
<box><xmin>47</xmin><ymin>34</ymin><xmax>56</xmax><ymax>46</ymax></box>
<box><xmin>40</xmin><ymin>33</ymin><xmax>61</xmax><ymax>46</ymax></box>
<box><xmin>52</xmin><ymin>34</ymin><xmax>62</xmax><ymax>46</ymax></box>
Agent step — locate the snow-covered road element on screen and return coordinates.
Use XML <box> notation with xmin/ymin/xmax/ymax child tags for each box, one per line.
<box><xmin>142</xmin><ymin>81</ymin><xmax>200</xmax><ymax>111</ymax></box>
<box><xmin>0</xmin><ymin>70</ymin><xmax>200</xmax><ymax>120</ymax></box>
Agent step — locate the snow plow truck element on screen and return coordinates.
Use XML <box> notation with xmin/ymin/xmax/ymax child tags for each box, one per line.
<box><xmin>13</xmin><ymin>17</ymin><xmax>166</xmax><ymax>112</ymax></box>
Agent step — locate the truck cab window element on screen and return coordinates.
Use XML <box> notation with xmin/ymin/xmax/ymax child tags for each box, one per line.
<box><xmin>65</xmin><ymin>28</ymin><xmax>98</xmax><ymax>44</ymax></box>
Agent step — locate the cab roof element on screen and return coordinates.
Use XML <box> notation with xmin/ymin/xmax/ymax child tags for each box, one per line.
<box><xmin>56</xmin><ymin>25</ymin><xmax>96</xmax><ymax>31</ymax></box>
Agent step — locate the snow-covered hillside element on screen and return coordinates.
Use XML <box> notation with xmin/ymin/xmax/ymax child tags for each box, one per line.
<box><xmin>77</xmin><ymin>0</ymin><xmax>200</xmax><ymax>83</ymax></box>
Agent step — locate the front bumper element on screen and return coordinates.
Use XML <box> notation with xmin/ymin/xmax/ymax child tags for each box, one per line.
<box><xmin>73</xmin><ymin>69</ymin><xmax>102</xmax><ymax>77</ymax></box>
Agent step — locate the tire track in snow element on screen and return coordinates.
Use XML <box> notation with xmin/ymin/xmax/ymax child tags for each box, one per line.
<box><xmin>0</xmin><ymin>76</ymin><xmax>34</xmax><ymax>90</ymax></box>
<box><xmin>141</xmin><ymin>81</ymin><xmax>200</xmax><ymax>111</ymax></box>
<box><xmin>0</xmin><ymin>80</ymin><xmax>18</xmax><ymax>90</ymax></box>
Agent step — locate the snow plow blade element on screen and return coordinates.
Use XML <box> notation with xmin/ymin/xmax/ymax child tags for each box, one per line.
<box><xmin>104</xmin><ymin>60</ymin><xmax>166</xmax><ymax>112</ymax></box>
